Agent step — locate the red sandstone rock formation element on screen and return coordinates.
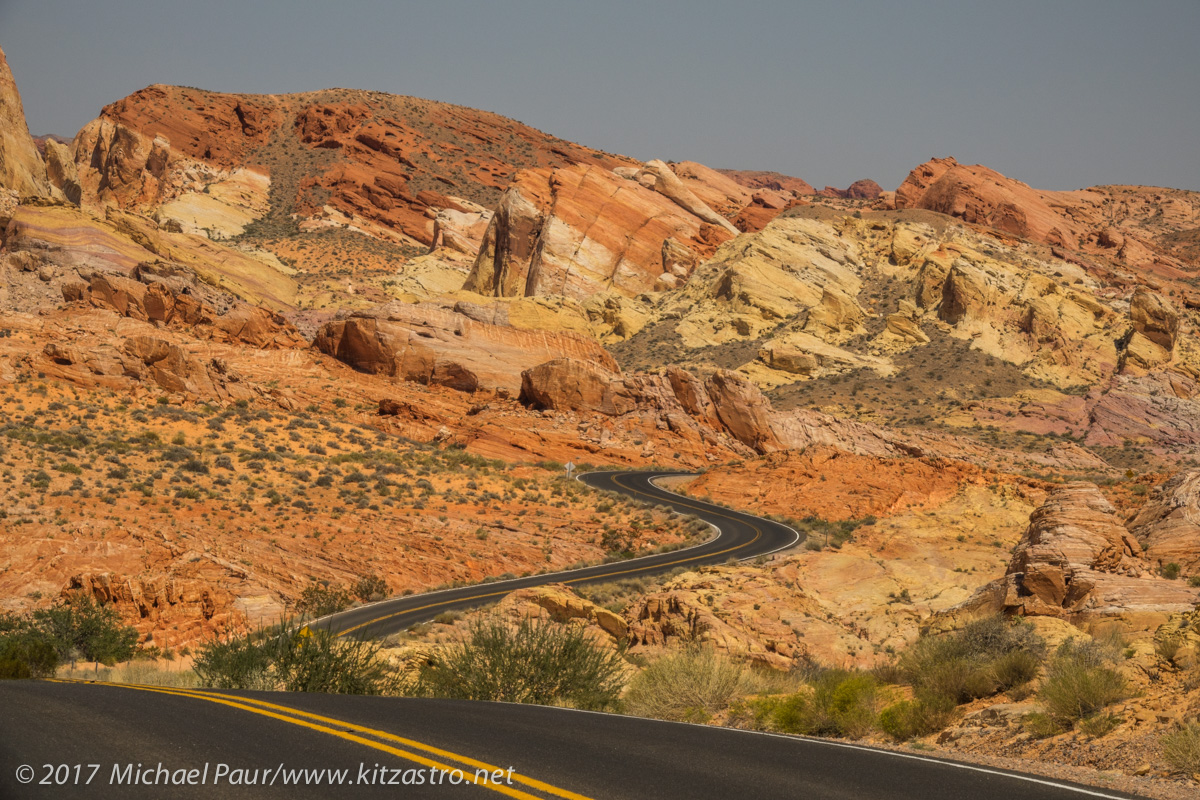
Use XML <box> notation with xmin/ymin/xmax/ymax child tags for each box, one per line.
<box><xmin>313</xmin><ymin>301</ymin><xmax>617</xmax><ymax>395</ymax></box>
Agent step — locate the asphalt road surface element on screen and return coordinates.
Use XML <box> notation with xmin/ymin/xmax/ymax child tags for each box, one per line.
<box><xmin>0</xmin><ymin>680</ymin><xmax>1148</xmax><ymax>800</ymax></box>
<box><xmin>0</xmin><ymin>472</ymin><xmax>1150</xmax><ymax>799</ymax></box>
<box><xmin>318</xmin><ymin>470</ymin><xmax>801</xmax><ymax>640</ymax></box>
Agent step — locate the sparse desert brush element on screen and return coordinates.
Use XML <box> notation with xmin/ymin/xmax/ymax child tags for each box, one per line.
<box><xmin>1036</xmin><ymin>639</ymin><xmax>1128</xmax><ymax>731</ymax></box>
<box><xmin>624</xmin><ymin>645</ymin><xmax>749</xmax><ymax>723</ymax></box>
<box><xmin>751</xmin><ymin>670</ymin><xmax>886</xmax><ymax>739</ymax></box>
<box><xmin>899</xmin><ymin>615</ymin><xmax>1044</xmax><ymax>705</ymax></box>
<box><xmin>1161</xmin><ymin>721</ymin><xmax>1200</xmax><ymax>775</ymax></box>
<box><xmin>193</xmin><ymin>621</ymin><xmax>397</xmax><ymax>695</ymax></box>
<box><xmin>878</xmin><ymin>695</ymin><xmax>957</xmax><ymax>742</ymax></box>
<box><xmin>294</xmin><ymin>583</ymin><xmax>354</xmax><ymax>618</ymax></box>
<box><xmin>411</xmin><ymin>619</ymin><xmax>624</xmax><ymax>710</ymax></box>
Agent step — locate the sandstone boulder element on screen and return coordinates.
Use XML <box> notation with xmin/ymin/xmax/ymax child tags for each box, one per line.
<box><xmin>519</xmin><ymin>358</ymin><xmax>637</xmax><ymax>416</ymax></box>
<box><xmin>758</xmin><ymin>346</ymin><xmax>818</xmax><ymax>375</ymax></box>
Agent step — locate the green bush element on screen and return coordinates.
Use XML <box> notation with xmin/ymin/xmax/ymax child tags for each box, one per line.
<box><xmin>413</xmin><ymin>619</ymin><xmax>624</xmax><ymax>711</ymax></box>
<box><xmin>625</xmin><ymin>645</ymin><xmax>746</xmax><ymax>722</ymax></box>
<box><xmin>31</xmin><ymin>596</ymin><xmax>138</xmax><ymax>665</ymax></box>
<box><xmin>1038</xmin><ymin>639</ymin><xmax>1127</xmax><ymax>727</ymax></box>
<box><xmin>878</xmin><ymin>695</ymin><xmax>957</xmax><ymax>742</ymax></box>
<box><xmin>194</xmin><ymin>624</ymin><xmax>397</xmax><ymax>695</ymax></box>
<box><xmin>0</xmin><ymin>596</ymin><xmax>137</xmax><ymax>676</ymax></box>
<box><xmin>756</xmin><ymin>671</ymin><xmax>884</xmax><ymax>739</ymax></box>
<box><xmin>192</xmin><ymin>633</ymin><xmax>276</xmax><ymax>690</ymax></box>
<box><xmin>0</xmin><ymin>632</ymin><xmax>59</xmax><ymax>679</ymax></box>
<box><xmin>900</xmin><ymin>616</ymin><xmax>1044</xmax><ymax>705</ymax></box>
<box><xmin>1161</xmin><ymin>562</ymin><xmax>1181</xmax><ymax>580</ymax></box>
<box><xmin>1161</xmin><ymin>722</ymin><xmax>1200</xmax><ymax>775</ymax></box>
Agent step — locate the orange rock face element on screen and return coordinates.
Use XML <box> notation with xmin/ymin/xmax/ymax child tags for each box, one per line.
<box><xmin>894</xmin><ymin>156</ymin><xmax>1200</xmax><ymax>274</ymax></box>
<box><xmin>73</xmin><ymin>84</ymin><xmax>629</xmax><ymax>247</ymax></box>
<box><xmin>1128</xmin><ymin>471</ymin><xmax>1200</xmax><ymax>576</ymax></box>
<box><xmin>718</xmin><ymin>169</ymin><xmax>816</xmax><ymax>196</ymax></box>
<box><xmin>683</xmin><ymin>447</ymin><xmax>985</xmax><ymax>522</ymax></box>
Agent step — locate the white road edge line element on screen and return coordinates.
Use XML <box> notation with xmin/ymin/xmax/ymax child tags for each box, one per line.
<box><xmin>487</xmin><ymin>702</ymin><xmax>1138</xmax><ymax>800</ymax></box>
<box><xmin>311</xmin><ymin>469</ymin><xmax>776</xmax><ymax>630</ymax></box>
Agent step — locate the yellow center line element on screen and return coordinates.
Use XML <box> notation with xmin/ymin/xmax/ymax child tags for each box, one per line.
<box><xmin>335</xmin><ymin>473</ymin><xmax>762</xmax><ymax>636</ymax></box>
<box><xmin>50</xmin><ymin>679</ymin><xmax>592</xmax><ymax>800</ymax></box>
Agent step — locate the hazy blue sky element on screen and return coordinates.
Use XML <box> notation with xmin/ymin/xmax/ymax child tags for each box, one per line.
<box><xmin>2</xmin><ymin>1</ymin><xmax>1197</xmax><ymax>191</ymax></box>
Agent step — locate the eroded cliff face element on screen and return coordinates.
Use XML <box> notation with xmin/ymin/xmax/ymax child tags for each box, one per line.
<box><xmin>0</xmin><ymin>45</ymin><xmax>49</xmax><ymax>198</ymax></box>
<box><xmin>462</xmin><ymin>161</ymin><xmax>747</xmax><ymax>301</ymax></box>
<box><xmin>944</xmin><ymin>483</ymin><xmax>1200</xmax><ymax>631</ymax></box>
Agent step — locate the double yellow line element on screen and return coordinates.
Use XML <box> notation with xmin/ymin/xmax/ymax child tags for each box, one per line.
<box><xmin>335</xmin><ymin>473</ymin><xmax>762</xmax><ymax>637</ymax></box>
<box><xmin>49</xmin><ymin>679</ymin><xmax>590</xmax><ymax>800</ymax></box>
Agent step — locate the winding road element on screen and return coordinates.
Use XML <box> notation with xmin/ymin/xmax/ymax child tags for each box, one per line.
<box><xmin>318</xmin><ymin>471</ymin><xmax>800</xmax><ymax>640</ymax></box>
<box><xmin>0</xmin><ymin>471</ymin><xmax>1149</xmax><ymax>799</ymax></box>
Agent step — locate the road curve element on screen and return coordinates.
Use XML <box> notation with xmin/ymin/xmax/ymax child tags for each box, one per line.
<box><xmin>319</xmin><ymin>471</ymin><xmax>801</xmax><ymax>640</ymax></box>
<box><xmin>0</xmin><ymin>680</ymin><xmax>1147</xmax><ymax>800</ymax></box>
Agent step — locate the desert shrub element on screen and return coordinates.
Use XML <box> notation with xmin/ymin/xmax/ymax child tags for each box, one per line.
<box><xmin>192</xmin><ymin>632</ymin><xmax>276</xmax><ymax>690</ymax></box>
<box><xmin>1161</xmin><ymin>562</ymin><xmax>1181</xmax><ymax>580</ymax></box>
<box><xmin>1078</xmin><ymin>712</ymin><xmax>1121</xmax><ymax>738</ymax></box>
<box><xmin>31</xmin><ymin>596</ymin><xmax>138</xmax><ymax>664</ymax></box>
<box><xmin>625</xmin><ymin>645</ymin><xmax>746</xmax><ymax>722</ymax></box>
<box><xmin>1038</xmin><ymin>639</ymin><xmax>1128</xmax><ymax>727</ymax></box>
<box><xmin>900</xmin><ymin>615</ymin><xmax>1044</xmax><ymax>705</ymax></box>
<box><xmin>194</xmin><ymin>624</ymin><xmax>396</xmax><ymax>695</ymax></box>
<box><xmin>413</xmin><ymin>619</ymin><xmax>624</xmax><ymax>711</ymax></box>
<box><xmin>1155</xmin><ymin>633</ymin><xmax>1185</xmax><ymax>664</ymax></box>
<box><xmin>272</xmin><ymin>628</ymin><xmax>397</xmax><ymax>694</ymax></box>
<box><xmin>1161</xmin><ymin>722</ymin><xmax>1200</xmax><ymax>775</ymax></box>
<box><xmin>756</xmin><ymin>671</ymin><xmax>884</xmax><ymax>739</ymax></box>
<box><xmin>0</xmin><ymin>630</ymin><xmax>59</xmax><ymax>679</ymax></box>
<box><xmin>352</xmin><ymin>574</ymin><xmax>388</xmax><ymax>603</ymax></box>
<box><xmin>294</xmin><ymin>584</ymin><xmax>352</xmax><ymax>617</ymax></box>
<box><xmin>878</xmin><ymin>695</ymin><xmax>957</xmax><ymax>742</ymax></box>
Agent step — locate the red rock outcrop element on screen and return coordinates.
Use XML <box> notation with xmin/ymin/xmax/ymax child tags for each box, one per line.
<box><xmin>894</xmin><ymin>156</ymin><xmax>1200</xmax><ymax>273</ymax></box>
<box><xmin>1128</xmin><ymin>471</ymin><xmax>1200</xmax><ymax>576</ymax></box>
<box><xmin>718</xmin><ymin>169</ymin><xmax>816</xmax><ymax>196</ymax></box>
<box><xmin>0</xmin><ymin>45</ymin><xmax>49</xmax><ymax>197</ymax></box>
<box><xmin>72</xmin><ymin>84</ymin><xmax>629</xmax><ymax>248</ymax></box>
<box><xmin>313</xmin><ymin>301</ymin><xmax>618</xmax><ymax>395</ymax></box>
<box><xmin>819</xmin><ymin>179</ymin><xmax>883</xmax><ymax>200</ymax></box>
<box><xmin>62</xmin><ymin>261</ymin><xmax>303</xmax><ymax>349</ymax></box>
<box><xmin>518</xmin><ymin>357</ymin><xmax>911</xmax><ymax>456</ymax></box>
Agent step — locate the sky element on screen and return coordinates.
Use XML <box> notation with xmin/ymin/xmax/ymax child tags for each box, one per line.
<box><xmin>2</xmin><ymin>0</ymin><xmax>1198</xmax><ymax>192</ymax></box>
